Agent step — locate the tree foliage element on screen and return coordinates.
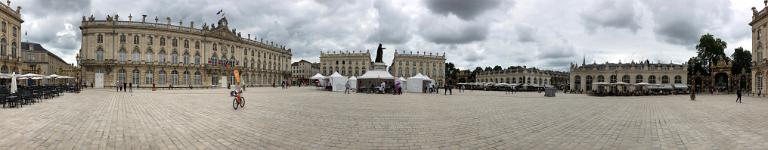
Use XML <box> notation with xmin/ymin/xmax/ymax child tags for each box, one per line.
<box><xmin>695</xmin><ymin>33</ymin><xmax>728</xmax><ymax>69</ymax></box>
<box><xmin>731</xmin><ymin>47</ymin><xmax>752</xmax><ymax>76</ymax></box>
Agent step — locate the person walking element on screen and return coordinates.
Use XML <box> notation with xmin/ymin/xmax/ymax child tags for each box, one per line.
<box><xmin>115</xmin><ymin>81</ymin><xmax>119</xmax><ymax>92</ymax></box>
<box><xmin>344</xmin><ymin>80</ymin><xmax>351</xmax><ymax>94</ymax></box>
<box><xmin>123</xmin><ymin>82</ymin><xmax>128</xmax><ymax>92</ymax></box>
<box><xmin>129</xmin><ymin>82</ymin><xmax>133</xmax><ymax>93</ymax></box>
<box><xmin>736</xmin><ymin>89</ymin><xmax>742</xmax><ymax>103</ymax></box>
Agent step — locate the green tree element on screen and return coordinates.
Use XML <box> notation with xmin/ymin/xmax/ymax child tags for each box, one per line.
<box><xmin>731</xmin><ymin>47</ymin><xmax>752</xmax><ymax>90</ymax></box>
<box><xmin>444</xmin><ymin>62</ymin><xmax>458</xmax><ymax>84</ymax></box>
<box><xmin>470</xmin><ymin>67</ymin><xmax>483</xmax><ymax>82</ymax></box>
<box><xmin>484</xmin><ymin>67</ymin><xmax>492</xmax><ymax>71</ymax></box>
<box><xmin>695</xmin><ymin>33</ymin><xmax>728</xmax><ymax>70</ymax></box>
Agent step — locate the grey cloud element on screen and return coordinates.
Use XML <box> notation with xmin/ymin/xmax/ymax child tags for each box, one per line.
<box><xmin>515</xmin><ymin>25</ymin><xmax>537</xmax><ymax>43</ymax></box>
<box><xmin>581</xmin><ymin>0</ymin><xmax>641</xmax><ymax>33</ymax></box>
<box><xmin>367</xmin><ymin>0</ymin><xmax>411</xmax><ymax>44</ymax></box>
<box><xmin>424</xmin><ymin>0</ymin><xmax>502</xmax><ymax>20</ymax></box>
<box><xmin>418</xmin><ymin>15</ymin><xmax>489</xmax><ymax>44</ymax></box>
<box><xmin>639</xmin><ymin>0</ymin><xmax>732</xmax><ymax>45</ymax></box>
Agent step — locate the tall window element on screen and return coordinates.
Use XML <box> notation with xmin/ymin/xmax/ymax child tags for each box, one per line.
<box><xmin>0</xmin><ymin>38</ymin><xmax>6</xmax><ymax>56</ymax></box>
<box><xmin>97</xmin><ymin>34</ymin><xmax>104</xmax><ymax>43</ymax></box>
<box><xmin>674</xmin><ymin>75</ymin><xmax>682</xmax><ymax>84</ymax></box>
<box><xmin>120</xmin><ymin>34</ymin><xmax>126</xmax><ymax>44</ymax></box>
<box><xmin>119</xmin><ymin>48</ymin><xmax>127</xmax><ymax>62</ymax></box>
<box><xmin>147</xmin><ymin>36</ymin><xmax>153</xmax><ymax>45</ymax></box>
<box><xmin>171</xmin><ymin>50</ymin><xmax>178</xmax><ymax>64</ymax></box>
<box><xmin>158</xmin><ymin>70</ymin><xmax>166</xmax><ymax>85</ymax></box>
<box><xmin>118</xmin><ymin>69</ymin><xmax>126</xmax><ymax>83</ymax></box>
<box><xmin>172</xmin><ymin>38</ymin><xmax>178</xmax><ymax>47</ymax></box>
<box><xmin>184</xmin><ymin>40</ymin><xmax>189</xmax><ymax>48</ymax></box>
<box><xmin>145</xmin><ymin>70</ymin><xmax>154</xmax><ymax>84</ymax></box>
<box><xmin>146</xmin><ymin>48</ymin><xmax>153</xmax><ymax>62</ymax></box>
<box><xmin>96</xmin><ymin>48</ymin><xmax>104</xmax><ymax>61</ymax></box>
<box><xmin>1</xmin><ymin>22</ymin><xmax>5</xmax><ymax>32</ymax></box>
<box><xmin>661</xmin><ymin>75</ymin><xmax>669</xmax><ymax>84</ymax></box>
<box><xmin>574</xmin><ymin>76</ymin><xmax>581</xmax><ymax>91</ymax></box>
<box><xmin>132</xmin><ymin>47</ymin><xmax>140</xmax><ymax>61</ymax></box>
<box><xmin>635</xmin><ymin>75</ymin><xmax>643</xmax><ymax>83</ymax></box>
<box><xmin>171</xmin><ymin>70</ymin><xmax>179</xmax><ymax>85</ymax></box>
<box><xmin>649</xmin><ymin>75</ymin><xmax>656</xmax><ymax>84</ymax></box>
<box><xmin>132</xmin><ymin>69</ymin><xmax>140</xmax><ymax>84</ymax></box>
<box><xmin>183</xmin><ymin>51</ymin><xmax>189</xmax><ymax>64</ymax></box>
<box><xmin>194</xmin><ymin>53</ymin><xmax>201</xmax><ymax>64</ymax></box>
<box><xmin>159</xmin><ymin>49</ymin><xmax>166</xmax><ymax>63</ymax></box>
<box><xmin>586</xmin><ymin>76</ymin><xmax>593</xmax><ymax>91</ymax></box>
<box><xmin>133</xmin><ymin>35</ymin><xmax>140</xmax><ymax>44</ymax></box>
<box><xmin>194</xmin><ymin>71</ymin><xmax>201</xmax><ymax>85</ymax></box>
<box><xmin>10</xmin><ymin>41</ymin><xmax>16</xmax><ymax>57</ymax></box>
<box><xmin>183</xmin><ymin>71</ymin><xmax>190</xmax><ymax>85</ymax></box>
<box><xmin>622</xmin><ymin>75</ymin><xmax>630</xmax><ymax>83</ymax></box>
<box><xmin>160</xmin><ymin>37</ymin><xmax>166</xmax><ymax>46</ymax></box>
<box><xmin>195</xmin><ymin>41</ymin><xmax>200</xmax><ymax>49</ymax></box>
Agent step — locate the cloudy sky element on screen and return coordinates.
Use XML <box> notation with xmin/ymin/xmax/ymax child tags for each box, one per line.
<box><xmin>14</xmin><ymin>0</ymin><xmax>764</xmax><ymax>71</ymax></box>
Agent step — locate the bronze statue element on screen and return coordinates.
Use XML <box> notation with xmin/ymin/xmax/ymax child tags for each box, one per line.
<box><xmin>375</xmin><ymin>43</ymin><xmax>385</xmax><ymax>63</ymax></box>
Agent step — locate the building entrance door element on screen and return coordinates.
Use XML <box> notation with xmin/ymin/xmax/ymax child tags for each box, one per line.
<box><xmin>95</xmin><ymin>73</ymin><xmax>104</xmax><ymax>88</ymax></box>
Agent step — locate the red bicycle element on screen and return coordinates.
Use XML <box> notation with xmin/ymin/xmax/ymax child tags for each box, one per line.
<box><xmin>232</xmin><ymin>91</ymin><xmax>245</xmax><ymax>110</ymax></box>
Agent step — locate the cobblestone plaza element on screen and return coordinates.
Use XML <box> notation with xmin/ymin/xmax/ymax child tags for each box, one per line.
<box><xmin>1</xmin><ymin>88</ymin><xmax>768</xmax><ymax>149</ymax></box>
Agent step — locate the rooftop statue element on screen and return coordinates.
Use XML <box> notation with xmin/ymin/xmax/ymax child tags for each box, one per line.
<box><xmin>375</xmin><ymin>43</ymin><xmax>385</xmax><ymax>63</ymax></box>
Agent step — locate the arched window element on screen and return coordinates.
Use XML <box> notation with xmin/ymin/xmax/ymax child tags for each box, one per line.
<box><xmin>194</xmin><ymin>71</ymin><xmax>202</xmax><ymax>85</ymax></box>
<box><xmin>171</xmin><ymin>70</ymin><xmax>178</xmax><ymax>85</ymax></box>
<box><xmin>661</xmin><ymin>75</ymin><xmax>669</xmax><ymax>84</ymax></box>
<box><xmin>97</xmin><ymin>34</ymin><xmax>104</xmax><ymax>43</ymax></box>
<box><xmin>145</xmin><ymin>70</ymin><xmax>154</xmax><ymax>85</ymax></box>
<box><xmin>597</xmin><ymin>75</ymin><xmax>605</xmax><ymax>82</ymax></box>
<box><xmin>0</xmin><ymin>38</ymin><xmax>6</xmax><ymax>56</ymax></box>
<box><xmin>160</xmin><ymin>37</ymin><xmax>166</xmax><ymax>46</ymax></box>
<box><xmin>171</xmin><ymin>49</ymin><xmax>179</xmax><ymax>64</ymax></box>
<box><xmin>0</xmin><ymin>65</ymin><xmax>7</xmax><ymax>74</ymax></box>
<box><xmin>674</xmin><ymin>75</ymin><xmax>682</xmax><ymax>84</ymax></box>
<box><xmin>10</xmin><ymin>41</ymin><xmax>16</xmax><ymax>57</ymax></box>
<box><xmin>574</xmin><ymin>76</ymin><xmax>582</xmax><ymax>91</ymax></box>
<box><xmin>96</xmin><ymin>47</ymin><xmax>104</xmax><ymax>61</ymax></box>
<box><xmin>183</xmin><ymin>70</ymin><xmax>190</xmax><ymax>85</ymax></box>
<box><xmin>158</xmin><ymin>70</ymin><xmax>166</xmax><ymax>85</ymax></box>
<box><xmin>132</xmin><ymin>69</ymin><xmax>140</xmax><ymax>84</ymax></box>
<box><xmin>622</xmin><ymin>75</ymin><xmax>630</xmax><ymax>83</ymax></box>
<box><xmin>172</xmin><ymin>38</ymin><xmax>178</xmax><ymax>47</ymax></box>
<box><xmin>609</xmin><ymin>75</ymin><xmax>617</xmax><ymax>83</ymax></box>
<box><xmin>649</xmin><ymin>75</ymin><xmax>657</xmax><ymax>84</ymax></box>
<box><xmin>195</xmin><ymin>41</ymin><xmax>200</xmax><ymax>49</ymax></box>
<box><xmin>158</xmin><ymin>49</ymin><xmax>166</xmax><ymax>63</ymax></box>
<box><xmin>184</xmin><ymin>40</ymin><xmax>189</xmax><ymax>48</ymax></box>
<box><xmin>183</xmin><ymin>51</ymin><xmax>190</xmax><ymax>64</ymax></box>
<box><xmin>132</xmin><ymin>47</ymin><xmax>140</xmax><ymax>61</ymax></box>
<box><xmin>635</xmin><ymin>75</ymin><xmax>643</xmax><ymax>83</ymax></box>
<box><xmin>194</xmin><ymin>52</ymin><xmax>201</xmax><ymax>64</ymax></box>
<box><xmin>118</xmin><ymin>48</ymin><xmax>127</xmax><ymax>62</ymax></box>
<box><xmin>118</xmin><ymin>69</ymin><xmax>126</xmax><ymax>83</ymax></box>
<box><xmin>145</xmin><ymin>48</ymin><xmax>153</xmax><ymax>62</ymax></box>
<box><xmin>133</xmin><ymin>35</ymin><xmax>139</xmax><ymax>44</ymax></box>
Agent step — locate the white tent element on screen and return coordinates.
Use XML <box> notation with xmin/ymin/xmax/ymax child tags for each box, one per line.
<box><xmin>358</xmin><ymin>70</ymin><xmax>394</xmax><ymax>79</ymax></box>
<box><xmin>310</xmin><ymin>73</ymin><xmax>327</xmax><ymax>87</ymax></box>
<box><xmin>348</xmin><ymin>76</ymin><xmax>358</xmax><ymax>90</ymax></box>
<box><xmin>407</xmin><ymin>73</ymin><xmax>432</xmax><ymax>93</ymax></box>
<box><xmin>329</xmin><ymin>72</ymin><xmax>348</xmax><ymax>92</ymax></box>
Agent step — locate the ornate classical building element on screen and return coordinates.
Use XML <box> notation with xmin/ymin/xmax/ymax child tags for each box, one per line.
<box><xmin>476</xmin><ymin>66</ymin><xmax>563</xmax><ymax>88</ymax></box>
<box><xmin>389</xmin><ymin>51</ymin><xmax>446</xmax><ymax>85</ymax></box>
<box><xmin>78</xmin><ymin>14</ymin><xmax>292</xmax><ymax>88</ymax></box>
<box><xmin>569</xmin><ymin>60</ymin><xmax>687</xmax><ymax>92</ymax></box>
<box><xmin>290</xmin><ymin>59</ymin><xmax>319</xmax><ymax>85</ymax></box>
<box><xmin>751</xmin><ymin>4</ymin><xmax>768</xmax><ymax>94</ymax></box>
<box><xmin>21</xmin><ymin>42</ymin><xmax>76</xmax><ymax>76</ymax></box>
<box><xmin>0</xmin><ymin>1</ymin><xmax>22</xmax><ymax>74</ymax></box>
<box><xmin>319</xmin><ymin>50</ymin><xmax>371</xmax><ymax>77</ymax></box>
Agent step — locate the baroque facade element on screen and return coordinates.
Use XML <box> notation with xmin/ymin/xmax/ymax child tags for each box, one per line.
<box><xmin>319</xmin><ymin>51</ymin><xmax>371</xmax><ymax>77</ymax></box>
<box><xmin>78</xmin><ymin>14</ymin><xmax>292</xmax><ymax>88</ymax></box>
<box><xmin>476</xmin><ymin>66</ymin><xmax>562</xmax><ymax>87</ymax></box>
<box><xmin>751</xmin><ymin>4</ymin><xmax>768</xmax><ymax>94</ymax></box>
<box><xmin>0</xmin><ymin>1</ymin><xmax>22</xmax><ymax>74</ymax></box>
<box><xmin>569</xmin><ymin>61</ymin><xmax>687</xmax><ymax>92</ymax></box>
<box><xmin>389</xmin><ymin>51</ymin><xmax>446</xmax><ymax>85</ymax></box>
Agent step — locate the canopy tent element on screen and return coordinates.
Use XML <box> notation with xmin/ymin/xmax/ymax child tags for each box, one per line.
<box><xmin>329</xmin><ymin>72</ymin><xmax>348</xmax><ymax>92</ymax></box>
<box><xmin>407</xmin><ymin>73</ymin><xmax>432</xmax><ymax>93</ymax></box>
<box><xmin>357</xmin><ymin>70</ymin><xmax>395</xmax><ymax>93</ymax></box>
<box><xmin>348</xmin><ymin>76</ymin><xmax>358</xmax><ymax>90</ymax></box>
<box><xmin>310</xmin><ymin>73</ymin><xmax>327</xmax><ymax>87</ymax></box>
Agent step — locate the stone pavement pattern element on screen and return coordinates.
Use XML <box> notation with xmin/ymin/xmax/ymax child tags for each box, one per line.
<box><xmin>1</xmin><ymin>88</ymin><xmax>768</xmax><ymax>149</ymax></box>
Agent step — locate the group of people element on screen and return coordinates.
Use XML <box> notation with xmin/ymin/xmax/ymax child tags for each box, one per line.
<box><xmin>114</xmin><ymin>81</ymin><xmax>132</xmax><ymax>93</ymax></box>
